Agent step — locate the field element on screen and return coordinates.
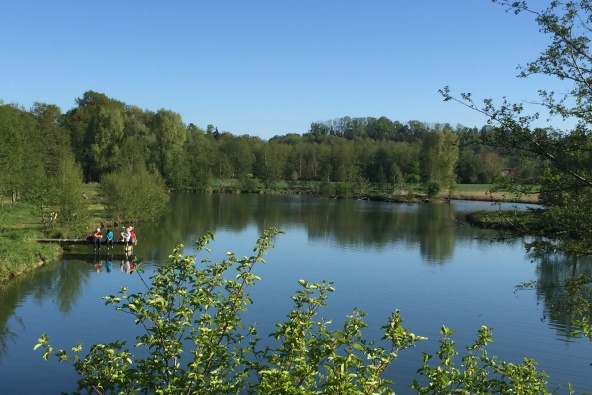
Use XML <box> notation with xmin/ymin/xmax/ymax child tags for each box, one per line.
<box><xmin>449</xmin><ymin>184</ymin><xmax>540</xmax><ymax>203</ymax></box>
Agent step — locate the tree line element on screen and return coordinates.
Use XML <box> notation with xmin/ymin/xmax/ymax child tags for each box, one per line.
<box><xmin>0</xmin><ymin>91</ymin><xmax>541</xmax><ymax>203</ymax></box>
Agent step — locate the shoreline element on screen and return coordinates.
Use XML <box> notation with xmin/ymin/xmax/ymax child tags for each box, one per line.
<box><xmin>0</xmin><ymin>190</ymin><xmax>536</xmax><ymax>286</ymax></box>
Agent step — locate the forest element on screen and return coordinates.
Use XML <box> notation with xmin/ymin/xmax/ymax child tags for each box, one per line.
<box><xmin>0</xmin><ymin>90</ymin><xmax>540</xmax><ymax>201</ymax></box>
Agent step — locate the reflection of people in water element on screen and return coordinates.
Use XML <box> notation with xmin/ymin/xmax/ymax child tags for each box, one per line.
<box><xmin>93</xmin><ymin>260</ymin><xmax>103</xmax><ymax>273</ymax></box>
<box><xmin>122</xmin><ymin>259</ymin><xmax>131</xmax><ymax>274</ymax></box>
<box><xmin>106</xmin><ymin>257</ymin><xmax>113</xmax><ymax>273</ymax></box>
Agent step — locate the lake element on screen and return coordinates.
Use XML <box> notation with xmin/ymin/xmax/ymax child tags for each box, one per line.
<box><xmin>0</xmin><ymin>193</ymin><xmax>590</xmax><ymax>393</ymax></box>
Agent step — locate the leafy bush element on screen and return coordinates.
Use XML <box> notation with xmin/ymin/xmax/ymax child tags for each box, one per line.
<box><xmin>36</xmin><ymin>230</ymin><xmax>558</xmax><ymax>394</ymax></box>
<box><xmin>101</xmin><ymin>163</ymin><xmax>169</xmax><ymax>223</ymax></box>
<box><xmin>425</xmin><ymin>182</ymin><xmax>441</xmax><ymax>199</ymax></box>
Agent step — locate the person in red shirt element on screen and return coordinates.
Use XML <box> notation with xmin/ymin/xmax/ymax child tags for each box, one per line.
<box><xmin>130</xmin><ymin>226</ymin><xmax>136</xmax><ymax>245</ymax></box>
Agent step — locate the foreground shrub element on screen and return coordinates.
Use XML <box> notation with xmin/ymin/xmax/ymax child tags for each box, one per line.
<box><xmin>36</xmin><ymin>229</ymin><xmax>556</xmax><ymax>394</ymax></box>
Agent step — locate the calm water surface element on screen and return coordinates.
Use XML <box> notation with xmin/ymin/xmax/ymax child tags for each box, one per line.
<box><xmin>0</xmin><ymin>193</ymin><xmax>590</xmax><ymax>394</ymax></box>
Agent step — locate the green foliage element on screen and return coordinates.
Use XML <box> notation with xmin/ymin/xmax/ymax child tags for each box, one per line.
<box><xmin>419</xmin><ymin>128</ymin><xmax>459</xmax><ymax>188</ymax></box>
<box><xmin>35</xmin><ymin>230</ymin><xmax>570</xmax><ymax>394</ymax></box>
<box><xmin>425</xmin><ymin>182</ymin><xmax>441</xmax><ymax>200</ymax></box>
<box><xmin>0</xmin><ymin>104</ymin><xmax>27</xmax><ymax>202</ymax></box>
<box><xmin>151</xmin><ymin>109</ymin><xmax>187</xmax><ymax>182</ymax></box>
<box><xmin>236</xmin><ymin>176</ymin><xmax>259</xmax><ymax>192</ymax></box>
<box><xmin>101</xmin><ymin>163</ymin><xmax>169</xmax><ymax>223</ymax></box>
<box><xmin>319</xmin><ymin>178</ymin><xmax>334</xmax><ymax>196</ymax></box>
<box><xmin>442</xmin><ymin>0</ymin><xmax>592</xmax><ymax>355</ymax></box>
<box><xmin>2</xmin><ymin>89</ymin><xmax>533</xmax><ymax>195</ymax></box>
<box><xmin>411</xmin><ymin>326</ymin><xmax>553</xmax><ymax>395</ymax></box>
<box><xmin>50</xmin><ymin>156</ymin><xmax>91</xmax><ymax>236</ymax></box>
<box><xmin>0</xmin><ymin>200</ymin><xmax>61</xmax><ymax>282</ymax></box>
<box><xmin>87</xmin><ymin>106</ymin><xmax>125</xmax><ymax>176</ymax></box>
<box><xmin>335</xmin><ymin>181</ymin><xmax>352</xmax><ymax>196</ymax></box>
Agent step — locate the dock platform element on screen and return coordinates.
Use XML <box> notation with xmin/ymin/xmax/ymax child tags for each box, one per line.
<box><xmin>36</xmin><ymin>238</ymin><xmax>134</xmax><ymax>246</ymax></box>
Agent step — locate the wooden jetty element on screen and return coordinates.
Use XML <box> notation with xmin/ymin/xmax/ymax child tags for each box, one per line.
<box><xmin>36</xmin><ymin>238</ymin><xmax>134</xmax><ymax>246</ymax></box>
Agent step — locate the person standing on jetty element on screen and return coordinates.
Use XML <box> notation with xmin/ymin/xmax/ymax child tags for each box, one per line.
<box><xmin>93</xmin><ymin>228</ymin><xmax>103</xmax><ymax>251</ymax></box>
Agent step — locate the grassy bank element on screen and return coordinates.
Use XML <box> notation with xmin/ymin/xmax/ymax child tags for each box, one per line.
<box><xmin>449</xmin><ymin>184</ymin><xmax>539</xmax><ymax>204</ymax></box>
<box><xmin>197</xmin><ymin>180</ymin><xmax>540</xmax><ymax>204</ymax></box>
<box><xmin>466</xmin><ymin>209</ymin><xmax>545</xmax><ymax>232</ymax></box>
<box><xmin>0</xmin><ymin>184</ymin><xmax>110</xmax><ymax>285</ymax></box>
<box><xmin>0</xmin><ymin>200</ymin><xmax>62</xmax><ymax>284</ymax></box>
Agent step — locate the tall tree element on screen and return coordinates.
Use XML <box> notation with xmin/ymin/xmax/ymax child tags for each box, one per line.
<box><xmin>50</xmin><ymin>156</ymin><xmax>90</xmax><ymax>236</ymax></box>
<box><xmin>151</xmin><ymin>109</ymin><xmax>186</xmax><ymax>185</ymax></box>
<box><xmin>62</xmin><ymin>91</ymin><xmax>124</xmax><ymax>179</ymax></box>
<box><xmin>221</xmin><ymin>135</ymin><xmax>256</xmax><ymax>179</ymax></box>
<box><xmin>87</xmin><ymin>107</ymin><xmax>125</xmax><ymax>179</ymax></box>
<box><xmin>442</xmin><ymin>0</ymin><xmax>592</xmax><ymax>339</ymax></box>
<box><xmin>0</xmin><ymin>105</ymin><xmax>25</xmax><ymax>201</ymax></box>
<box><xmin>30</xmin><ymin>102</ymin><xmax>71</xmax><ymax>177</ymax></box>
<box><xmin>419</xmin><ymin>128</ymin><xmax>459</xmax><ymax>188</ymax></box>
<box><xmin>254</xmin><ymin>142</ymin><xmax>289</xmax><ymax>188</ymax></box>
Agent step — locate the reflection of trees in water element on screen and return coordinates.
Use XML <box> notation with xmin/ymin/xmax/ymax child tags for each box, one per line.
<box><xmin>534</xmin><ymin>254</ymin><xmax>592</xmax><ymax>338</ymax></box>
<box><xmin>0</xmin><ymin>260</ymin><xmax>90</xmax><ymax>361</ymax></box>
<box><xmin>139</xmin><ymin>193</ymin><xmax>482</xmax><ymax>264</ymax></box>
<box><xmin>0</xmin><ymin>284</ymin><xmax>22</xmax><ymax>362</ymax></box>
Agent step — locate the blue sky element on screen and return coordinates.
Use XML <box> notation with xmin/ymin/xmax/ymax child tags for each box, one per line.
<box><xmin>1</xmin><ymin>1</ymin><xmax>567</xmax><ymax>139</ymax></box>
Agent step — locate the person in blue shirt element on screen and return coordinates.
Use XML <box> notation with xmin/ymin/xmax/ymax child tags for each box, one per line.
<box><xmin>105</xmin><ymin>229</ymin><xmax>114</xmax><ymax>250</ymax></box>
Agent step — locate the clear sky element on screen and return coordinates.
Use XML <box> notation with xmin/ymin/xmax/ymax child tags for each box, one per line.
<box><xmin>1</xmin><ymin>1</ymin><xmax>567</xmax><ymax>140</ymax></box>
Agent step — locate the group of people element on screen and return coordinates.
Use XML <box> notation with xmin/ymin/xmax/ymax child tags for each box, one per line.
<box><xmin>92</xmin><ymin>226</ymin><xmax>137</xmax><ymax>251</ymax></box>
<box><xmin>91</xmin><ymin>257</ymin><xmax>134</xmax><ymax>274</ymax></box>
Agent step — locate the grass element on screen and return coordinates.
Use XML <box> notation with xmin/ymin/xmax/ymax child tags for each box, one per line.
<box><xmin>0</xmin><ymin>200</ymin><xmax>61</xmax><ymax>285</ymax></box>
<box><xmin>0</xmin><ymin>183</ymin><xmax>111</xmax><ymax>286</ymax></box>
<box><xmin>229</xmin><ymin>180</ymin><xmax>541</xmax><ymax>204</ymax></box>
<box><xmin>83</xmin><ymin>183</ymin><xmax>110</xmax><ymax>221</ymax></box>
<box><xmin>449</xmin><ymin>184</ymin><xmax>540</xmax><ymax>203</ymax></box>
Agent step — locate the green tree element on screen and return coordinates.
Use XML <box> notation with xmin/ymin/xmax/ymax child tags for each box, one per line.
<box><xmin>442</xmin><ymin>0</ymin><xmax>592</xmax><ymax>341</ymax></box>
<box><xmin>87</xmin><ymin>107</ymin><xmax>125</xmax><ymax>178</ymax></box>
<box><xmin>50</xmin><ymin>156</ymin><xmax>91</xmax><ymax>236</ymax></box>
<box><xmin>62</xmin><ymin>91</ymin><xmax>125</xmax><ymax>181</ymax></box>
<box><xmin>221</xmin><ymin>135</ymin><xmax>256</xmax><ymax>179</ymax></box>
<box><xmin>330</xmin><ymin>140</ymin><xmax>359</xmax><ymax>182</ymax></box>
<box><xmin>30</xmin><ymin>102</ymin><xmax>71</xmax><ymax>177</ymax></box>
<box><xmin>419</xmin><ymin>128</ymin><xmax>459</xmax><ymax>189</ymax></box>
<box><xmin>254</xmin><ymin>142</ymin><xmax>288</xmax><ymax>188</ymax></box>
<box><xmin>0</xmin><ymin>104</ymin><xmax>26</xmax><ymax>202</ymax></box>
<box><xmin>122</xmin><ymin>106</ymin><xmax>155</xmax><ymax>170</ymax></box>
<box><xmin>101</xmin><ymin>163</ymin><xmax>169</xmax><ymax>223</ymax></box>
<box><xmin>150</xmin><ymin>109</ymin><xmax>186</xmax><ymax>185</ymax></box>
<box><xmin>179</xmin><ymin>125</ymin><xmax>214</xmax><ymax>190</ymax></box>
